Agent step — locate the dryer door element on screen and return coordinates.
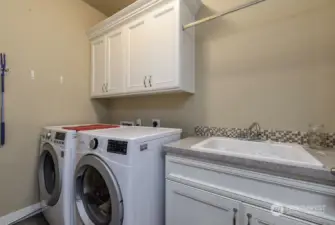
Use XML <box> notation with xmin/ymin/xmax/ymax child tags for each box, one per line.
<box><xmin>38</xmin><ymin>143</ymin><xmax>62</xmax><ymax>207</ymax></box>
<box><xmin>75</xmin><ymin>155</ymin><xmax>123</xmax><ymax>225</ymax></box>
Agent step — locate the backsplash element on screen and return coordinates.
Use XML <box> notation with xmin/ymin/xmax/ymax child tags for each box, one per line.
<box><xmin>195</xmin><ymin>126</ymin><xmax>335</xmax><ymax>149</ymax></box>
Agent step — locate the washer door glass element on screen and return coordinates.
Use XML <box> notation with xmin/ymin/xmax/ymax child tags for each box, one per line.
<box><xmin>38</xmin><ymin>143</ymin><xmax>61</xmax><ymax>206</ymax></box>
<box><xmin>75</xmin><ymin>155</ymin><xmax>123</xmax><ymax>225</ymax></box>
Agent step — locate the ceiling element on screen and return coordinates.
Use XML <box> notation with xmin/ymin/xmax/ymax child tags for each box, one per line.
<box><xmin>83</xmin><ymin>0</ymin><xmax>136</xmax><ymax>16</ymax></box>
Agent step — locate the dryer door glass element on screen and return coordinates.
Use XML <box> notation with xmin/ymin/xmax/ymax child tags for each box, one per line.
<box><xmin>75</xmin><ymin>155</ymin><xmax>123</xmax><ymax>225</ymax></box>
<box><xmin>38</xmin><ymin>143</ymin><xmax>62</xmax><ymax>207</ymax></box>
<box><xmin>44</xmin><ymin>151</ymin><xmax>56</xmax><ymax>194</ymax></box>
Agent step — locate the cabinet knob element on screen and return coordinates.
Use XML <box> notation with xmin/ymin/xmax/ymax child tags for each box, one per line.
<box><xmin>233</xmin><ymin>208</ymin><xmax>238</xmax><ymax>225</ymax></box>
<box><xmin>149</xmin><ymin>75</ymin><xmax>152</xmax><ymax>87</ymax></box>
<box><xmin>247</xmin><ymin>213</ymin><xmax>252</xmax><ymax>225</ymax></box>
<box><xmin>101</xmin><ymin>83</ymin><xmax>108</xmax><ymax>93</ymax></box>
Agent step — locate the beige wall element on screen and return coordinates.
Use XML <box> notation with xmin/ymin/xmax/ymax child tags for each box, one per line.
<box><xmin>108</xmin><ymin>0</ymin><xmax>335</xmax><ymax>134</ymax></box>
<box><xmin>0</xmin><ymin>0</ymin><xmax>107</xmax><ymax>216</ymax></box>
<box><xmin>82</xmin><ymin>0</ymin><xmax>136</xmax><ymax>16</ymax></box>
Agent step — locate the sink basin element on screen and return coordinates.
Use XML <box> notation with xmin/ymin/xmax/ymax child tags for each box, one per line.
<box><xmin>191</xmin><ymin>137</ymin><xmax>323</xmax><ymax>168</ymax></box>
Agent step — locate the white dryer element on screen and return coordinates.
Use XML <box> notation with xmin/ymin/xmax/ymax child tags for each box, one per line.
<box><xmin>74</xmin><ymin>126</ymin><xmax>182</xmax><ymax>225</ymax></box>
<box><xmin>38</xmin><ymin>124</ymin><xmax>120</xmax><ymax>225</ymax></box>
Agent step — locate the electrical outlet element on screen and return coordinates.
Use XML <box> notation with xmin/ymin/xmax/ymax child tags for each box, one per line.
<box><xmin>152</xmin><ymin>119</ymin><xmax>160</xmax><ymax>128</ymax></box>
<box><xmin>136</xmin><ymin>118</ymin><xmax>142</xmax><ymax>126</ymax></box>
<box><xmin>120</xmin><ymin>121</ymin><xmax>134</xmax><ymax>126</ymax></box>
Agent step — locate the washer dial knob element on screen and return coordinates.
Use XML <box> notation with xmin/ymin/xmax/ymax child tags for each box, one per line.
<box><xmin>89</xmin><ymin>138</ymin><xmax>99</xmax><ymax>150</ymax></box>
<box><xmin>46</xmin><ymin>132</ymin><xmax>52</xmax><ymax>139</ymax></box>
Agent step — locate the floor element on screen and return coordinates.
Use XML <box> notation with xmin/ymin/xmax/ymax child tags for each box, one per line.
<box><xmin>15</xmin><ymin>214</ymin><xmax>49</xmax><ymax>225</ymax></box>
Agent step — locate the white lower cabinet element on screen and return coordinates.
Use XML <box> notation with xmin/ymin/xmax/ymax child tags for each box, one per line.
<box><xmin>166</xmin><ymin>181</ymin><xmax>240</xmax><ymax>225</ymax></box>
<box><xmin>164</xmin><ymin>155</ymin><xmax>335</xmax><ymax>225</ymax></box>
<box><xmin>166</xmin><ymin>180</ymin><xmax>318</xmax><ymax>225</ymax></box>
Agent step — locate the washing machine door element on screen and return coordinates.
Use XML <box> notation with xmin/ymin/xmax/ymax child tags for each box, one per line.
<box><xmin>75</xmin><ymin>155</ymin><xmax>123</xmax><ymax>225</ymax></box>
<box><xmin>38</xmin><ymin>143</ymin><xmax>62</xmax><ymax>207</ymax></box>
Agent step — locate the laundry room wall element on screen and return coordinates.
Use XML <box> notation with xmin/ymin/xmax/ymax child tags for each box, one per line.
<box><xmin>0</xmin><ymin>0</ymin><xmax>107</xmax><ymax>216</ymax></box>
<box><xmin>108</xmin><ymin>0</ymin><xmax>335</xmax><ymax>134</ymax></box>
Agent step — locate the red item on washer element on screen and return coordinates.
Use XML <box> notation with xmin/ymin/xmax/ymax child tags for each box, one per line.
<box><xmin>63</xmin><ymin>124</ymin><xmax>120</xmax><ymax>131</ymax></box>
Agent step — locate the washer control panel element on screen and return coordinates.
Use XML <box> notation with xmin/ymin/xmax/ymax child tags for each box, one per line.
<box><xmin>107</xmin><ymin>140</ymin><xmax>128</xmax><ymax>155</ymax></box>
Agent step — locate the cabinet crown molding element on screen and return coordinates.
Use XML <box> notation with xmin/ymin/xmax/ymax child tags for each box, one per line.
<box><xmin>87</xmin><ymin>0</ymin><xmax>202</xmax><ymax>40</ymax></box>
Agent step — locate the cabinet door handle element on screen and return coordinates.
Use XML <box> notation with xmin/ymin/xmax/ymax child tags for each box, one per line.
<box><xmin>233</xmin><ymin>208</ymin><xmax>238</xmax><ymax>225</ymax></box>
<box><xmin>105</xmin><ymin>83</ymin><xmax>108</xmax><ymax>92</ymax></box>
<box><xmin>149</xmin><ymin>75</ymin><xmax>152</xmax><ymax>87</ymax></box>
<box><xmin>144</xmin><ymin>76</ymin><xmax>147</xmax><ymax>88</ymax></box>
<box><xmin>247</xmin><ymin>213</ymin><xmax>252</xmax><ymax>225</ymax></box>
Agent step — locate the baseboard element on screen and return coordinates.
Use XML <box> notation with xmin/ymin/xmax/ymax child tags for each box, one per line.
<box><xmin>0</xmin><ymin>203</ymin><xmax>42</xmax><ymax>225</ymax></box>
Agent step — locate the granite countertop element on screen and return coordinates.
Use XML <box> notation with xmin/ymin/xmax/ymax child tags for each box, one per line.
<box><xmin>164</xmin><ymin>137</ymin><xmax>335</xmax><ymax>186</ymax></box>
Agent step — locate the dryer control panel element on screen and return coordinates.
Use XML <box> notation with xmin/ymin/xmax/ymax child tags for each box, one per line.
<box><xmin>54</xmin><ymin>132</ymin><xmax>66</xmax><ymax>145</ymax></box>
<box><xmin>107</xmin><ymin>140</ymin><xmax>128</xmax><ymax>155</ymax></box>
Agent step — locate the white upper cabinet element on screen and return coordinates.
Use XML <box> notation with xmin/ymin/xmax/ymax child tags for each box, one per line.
<box><xmin>150</xmin><ymin>3</ymin><xmax>178</xmax><ymax>90</ymax></box>
<box><xmin>88</xmin><ymin>0</ymin><xmax>202</xmax><ymax>98</ymax></box>
<box><xmin>126</xmin><ymin>16</ymin><xmax>151</xmax><ymax>93</ymax></box>
<box><xmin>91</xmin><ymin>36</ymin><xmax>106</xmax><ymax>97</ymax></box>
<box><xmin>106</xmin><ymin>29</ymin><xmax>125</xmax><ymax>94</ymax></box>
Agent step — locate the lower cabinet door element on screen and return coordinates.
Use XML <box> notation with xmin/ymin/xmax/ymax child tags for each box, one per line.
<box><xmin>243</xmin><ymin>204</ymin><xmax>317</xmax><ymax>225</ymax></box>
<box><xmin>166</xmin><ymin>180</ymin><xmax>240</xmax><ymax>225</ymax></box>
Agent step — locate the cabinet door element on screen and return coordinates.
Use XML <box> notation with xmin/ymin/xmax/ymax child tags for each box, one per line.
<box><xmin>125</xmin><ymin>16</ymin><xmax>151</xmax><ymax>93</ymax></box>
<box><xmin>243</xmin><ymin>204</ymin><xmax>317</xmax><ymax>225</ymax></box>
<box><xmin>150</xmin><ymin>3</ymin><xmax>178</xmax><ymax>90</ymax></box>
<box><xmin>166</xmin><ymin>180</ymin><xmax>240</xmax><ymax>225</ymax></box>
<box><xmin>91</xmin><ymin>36</ymin><xmax>106</xmax><ymax>97</ymax></box>
<box><xmin>106</xmin><ymin>29</ymin><xmax>125</xmax><ymax>95</ymax></box>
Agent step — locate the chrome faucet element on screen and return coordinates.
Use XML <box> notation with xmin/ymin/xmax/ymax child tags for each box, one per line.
<box><xmin>247</xmin><ymin>122</ymin><xmax>261</xmax><ymax>140</ymax></box>
<box><xmin>248</xmin><ymin>122</ymin><xmax>261</xmax><ymax>134</ymax></box>
<box><xmin>238</xmin><ymin>122</ymin><xmax>262</xmax><ymax>141</ymax></box>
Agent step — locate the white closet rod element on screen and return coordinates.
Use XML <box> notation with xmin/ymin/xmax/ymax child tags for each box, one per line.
<box><xmin>183</xmin><ymin>0</ymin><xmax>267</xmax><ymax>30</ymax></box>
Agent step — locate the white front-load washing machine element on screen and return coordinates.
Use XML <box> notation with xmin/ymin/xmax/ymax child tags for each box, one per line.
<box><xmin>74</xmin><ymin>126</ymin><xmax>182</xmax><ymax>225</ymax></box>
<box><xmin>38</xmin><ymin>124</ymin><xmax>120</xmax><ymax>225</ymax></box>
